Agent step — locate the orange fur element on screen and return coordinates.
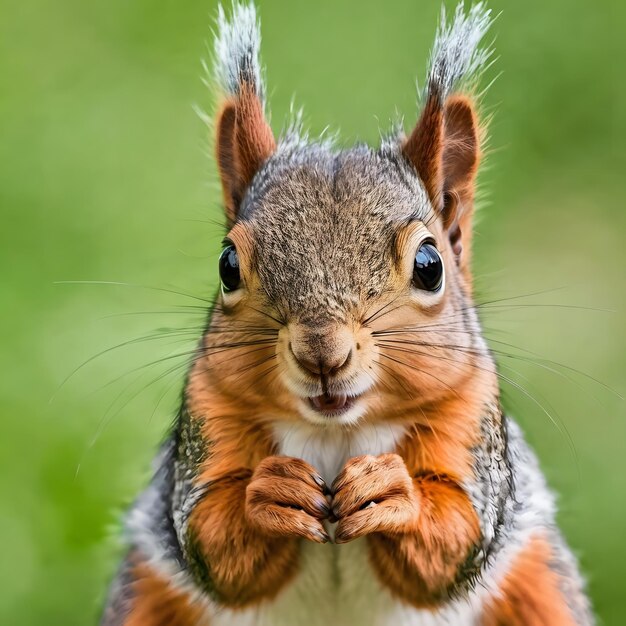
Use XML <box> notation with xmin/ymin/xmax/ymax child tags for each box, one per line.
<box><xmin>102</xmin><ymin>5</ymin><xmax>593</xmax><ymax>624</ymax></box>
<box><xmin>186</xmin><ymin>70</ymin><xmax>497</xmax><ymax>614</ymax></box>
<box><xmin>441</xmin><ymin>95</ymin><xmax>481</xmax><ymax>274</ymax></box>
<box><xmin>403</xmin><ymin>93</ymin><xmax>481</xmax><ymax>277</ymax></box>
<box><xmin>441</xmin><ymin>96</ymin><xmax>480</xmax><ymax>215</ymax></box>
<box><xmin>123</xmin><ymin>557</ymin><xmax>208</xmax><ymax>626</ymax></box>
<box><xmin>482</xmin><ymin>536</ymin><xmax>577</xmax><ymax>625</ymax></box>
<box><xmin>182</xmin><ymin>356</ymin><xmax>331</xmax><ymax>606</ymax></box>
<box><xmin>403</xmin><ymin>94</ymin><xmax>444</xmax><ymax>207</ymax></box>
<box><xmin>215</xmin><ymin>85</ymin><xmax>276</xmax><ymax>224</ymax></box>
<box><xmin>235</xmin><ymin>83</ymin><xmax>276</xmax><ymax>189</ymax></box>
<box><xmin>182</xmin><ymin>268</ymin><xmax>498</xmax><ymax>609</ymax></box>
<box><xmin>327</xmin><ymin>363</ymin><xmax>496</xmax><ymax>607</ymax></box>
<box><xmin>367</xmin><ymin>471</ymin><xmax>480</xmax><ymax>607</ymax></box>
<box><xmin>329</xmin><ymin>404</ymin><xmax>483</xmax><ymax>608</ymax></box>
<box><xmin>187</xmin><ymin>468</ymin><xmax>301</xmax><ymax>606</ymax></box>
<box><xmin>366</xmin><ymin>375</ymin><xmax>492</xmax><ymax>605</ymax></box>
<box><xmin>332</xmin><ymin>454</ymin><xmax>420</xmax><ymax>543</ymax></box>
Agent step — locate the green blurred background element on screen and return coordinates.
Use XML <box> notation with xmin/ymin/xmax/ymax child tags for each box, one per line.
<box><xmin>1</xmin><ymin>0</ymin><xmax>624</xmax><ymax>623</ymax></box>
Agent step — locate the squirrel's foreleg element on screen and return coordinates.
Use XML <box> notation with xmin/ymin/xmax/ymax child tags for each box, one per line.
<box><xmin>330</xmin><ymin>453</ymin><xmax>480</xmax><ymax>607</ymax></box>
<box><xmin>181</xmin><ymin>455</ymin><xmax>329</xmax><ymax>607</ymax></box>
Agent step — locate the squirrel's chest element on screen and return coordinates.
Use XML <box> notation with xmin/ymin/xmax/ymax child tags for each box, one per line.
<box><xmin>209</xmin><ymin>540</ymin><xmax>478</xmax><ymax>626</ymax></box>
<box><xmin>209</xmin><ymin>422</ymin><xmax>480</xmax><ymax>626</ymax></box>
<box><xmin>272</xmin><ymin>421</ymin><xmax>406</xmax><ymax>485</ymax></box>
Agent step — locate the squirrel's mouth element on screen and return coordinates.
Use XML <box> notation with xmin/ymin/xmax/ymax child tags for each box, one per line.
<box><xmin>307</xmin><ymin>393</ymin><xmax>356</xmax><ymax>417</ymax></box>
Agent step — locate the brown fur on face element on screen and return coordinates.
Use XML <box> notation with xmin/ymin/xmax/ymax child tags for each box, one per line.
<box><xmin>182</xmin><ymin>276</ymin><xmax>495</xmax><ymax>606</ymax></box>
<box><xmin>180</xmin><ymin>139</ymin><xmax>497</xmax><ymax>608</ymax></box>
<box><xmin>203</xmin><ymin>0</ymin><xmax>494</xmax><ymax>463</ymax></box>
<box><xmin>204</xmin><ymin>151</ymin><xmax>496</xmax><ymax>432</ymax></box>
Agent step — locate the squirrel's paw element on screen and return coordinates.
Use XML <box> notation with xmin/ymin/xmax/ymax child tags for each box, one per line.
<box><xmin>331</xmin><ymin>454</ymin><xmax>419</xmax><ymax>544</ymax></box>
<box><xmin>245</xmin><ymin>456</ymin><xmax>331</xmax><ymax>543</ymax></box>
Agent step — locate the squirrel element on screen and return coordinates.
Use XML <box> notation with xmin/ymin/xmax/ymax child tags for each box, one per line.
<box><xmin>101</xmin><ymin>3</ymin><xmax>594</xmax><ymax>625</ymax></box>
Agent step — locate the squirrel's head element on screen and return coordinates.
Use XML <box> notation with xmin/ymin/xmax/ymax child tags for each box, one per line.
<box><xmin>196</xmin><ymin>3</ymin><xmax>497</xmax><ymax>427</ymax></box>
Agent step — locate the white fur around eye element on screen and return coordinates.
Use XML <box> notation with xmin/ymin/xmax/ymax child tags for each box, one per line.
<box><xmin>219</xmin><ymin>285</ymin><xmax>245</xmax><ymax>308</ymax></box>
<box><xmin>397</xmin><ymin>224</ymin><xmax>445</xmax><ymax>298</ymax></box>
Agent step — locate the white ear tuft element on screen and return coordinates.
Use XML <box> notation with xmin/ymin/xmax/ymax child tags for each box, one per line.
<box><xmin>214</xmin><ymin>3</ymin><xmax>265</xmax><ymax>102</ymax></box>
<box><xmin>426</xmin><ymin>2</ymin><xmax>494</xmax><ymax>104</ymax></box>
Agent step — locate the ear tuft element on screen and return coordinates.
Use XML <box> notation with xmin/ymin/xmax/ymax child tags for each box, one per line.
<box><xmin>215</xmin><ymin>3</ymin><xmax>265</xmax><ymax>101</ymax></box>
<box><xmin>402</xmin><ymin>2</ymin><xmax>492</xmax><ymax>268</ymax></box>
<box><xmin>213</xmin><ymin>3</ymin><xmax>275</xmax><ymax>225</ymax></box>
<box><xmin>426</xmin><ymin>2</ymin><xmax>493</xmax><ymax>106</ymax></box>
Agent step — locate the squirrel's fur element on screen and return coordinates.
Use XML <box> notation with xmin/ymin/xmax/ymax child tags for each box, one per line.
<box><xmin>101</xmin><ymin>3</ymin><xmax>594</xmax><ymax>625</ymax></box>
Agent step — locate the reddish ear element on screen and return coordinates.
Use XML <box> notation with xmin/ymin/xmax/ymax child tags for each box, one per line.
<box><xmin>216</xmin><ymin>84</ymin><xmax>275</xmax><ymax>225</ymax></box>
<box><xmin>440</xmin><ymin>95</ymin><xmax>480</xmax><ymax>263</ymax></box>
<box><xmin>403</xmin><ymin>94</ymin><xmax>480</xmax><ymax>266</ymax></box>
<box><xmin>213</xmin><ymin>3</ymin><xmax>276</xmax><ymax>225</ymax></box>
<box><xmin>403</xmin><ymin>94</ymin><xmax>445</xmax><ymax>209</ymax></box>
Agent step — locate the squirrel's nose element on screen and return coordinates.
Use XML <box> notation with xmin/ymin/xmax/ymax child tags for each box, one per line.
<box><xmin>292</xmin><ymin>348</ymin><xmax>353</xmax><ymax>377</ymax></box>
<box><xmin>289</xmin><ymin>324</ymin><xmax>354</xmax><ymax>378</ymax></box>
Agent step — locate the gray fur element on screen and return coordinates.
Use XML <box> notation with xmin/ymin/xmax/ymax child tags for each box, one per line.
<box><xmin>100</xmin><ymin>438</ymin><xmax>195</xmax><ymax>623</ymax></box>
<box><xmin>100</xmin><ymin>556</ymin><xmax>135</xmax><ymax>626</ymax></box>
<box><xmin>228</xmin><ymin>1</ymin><xmax>496</xmax><ymax>327</ymax></box>
<box><xmin>461</xmin><ymin>408</ymin><xmax>594</xmax><ymax>623</ymax></box>
<box><xmin>124</xmin><ymin>438</ymin><xmax>186</xmax><ymax>570</ymax></box>
<box><xmin>462</xmin><ymin>400</ymin><xmax>514</xmax><ymax>583</ymax></box>
<box><xmin>171</xmin><ymin>409</ymin><xmax>212</xmax><ymax>577</ymax></box>
<box><xmin>241</xmin><ymin>144</ymin><xmax>430</xmax><ymax>325</ymax></box>
<box><xmin>501</xmin><ymin>420</ymin><xmax>594</xmax><ymax>624</ymax></box>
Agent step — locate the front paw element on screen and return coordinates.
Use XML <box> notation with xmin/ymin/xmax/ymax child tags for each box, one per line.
<box><xmin>331</xmin><ymin>454</ymin><xmax>419</xmax><ymax>544</ymax></box>
<box><xmin>246</xmin><ymin>456</ymin><xmax>331</xmax><ymax>543</ymax></box>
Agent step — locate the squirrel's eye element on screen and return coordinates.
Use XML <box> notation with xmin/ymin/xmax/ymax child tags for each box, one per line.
<box><xmin>412</xmin><ymin>242</ymin><xmax>443</xmax><ymax>292</ymax></box>
<box><xmin>219</xmin><ymin>245</ymin><xmax>241</xmax><ymax>292</ymax></box>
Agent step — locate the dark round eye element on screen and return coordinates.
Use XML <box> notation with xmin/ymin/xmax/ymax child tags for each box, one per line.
<box><xmin>219</xmin><ymin>245</ymin><xmax>241</xmax><ymax>292</ymax></box>
<box><xmin>412</xmin><ymin>242</ymin><xmax>444</xmax><ymax>292</ymax></box>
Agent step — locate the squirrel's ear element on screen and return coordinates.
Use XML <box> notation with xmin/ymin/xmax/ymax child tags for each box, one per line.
<box><xmin>401</xmin><ymin>2</ymin><xmax>493</xmax><ymax>268</ymax></box>
<box><xmin>215</xmin><ymin>87</ymin><xmax>275</xmax><ymax>225</ymax></box>
<box><xmin>403</xmin><ymin>94</ymin><xmax>480</xmax><ymax>265</ymax></box>
<box><xmin>213</xmin><ymin>4</ymin><xmax>276</xmax><ymax>225</ymax></box>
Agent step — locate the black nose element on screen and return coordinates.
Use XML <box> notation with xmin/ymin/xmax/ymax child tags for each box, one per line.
<box><xmin>291</xmin><ymin>347</ymin><xmax>352</xmax><ymax>377</ymax></box>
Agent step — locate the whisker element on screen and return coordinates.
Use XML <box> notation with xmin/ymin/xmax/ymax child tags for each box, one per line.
<box><xmin>55</xmin><ymin>279</ymin><xmax>214</xmax><ymax>304</ymax></box>
<box><xmin>362</xmin><ymin>292</ymin><xmax>404</xmax><ymax>326</ymax></box>
<box><xmin>377</xmin><ymin>352</ymin><xmax>460</xmax><ymax>399</ymax></box>
<box><xmin>376</xmin><ymin>336</ymin><xmax>621</xmax><ymax>400</ymax></box>
<box><xmin>375</xmin><ymin>341</ymin><xmax>579</xmax><ymax>466</ymax></box>
<box><xmin>52</xmin><ymin>328</ymin><xmax>205</xmax><ymax>401</ymax></box>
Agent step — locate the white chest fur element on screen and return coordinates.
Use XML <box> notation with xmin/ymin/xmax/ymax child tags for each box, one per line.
<box><xmin>208</xmin><ymin>421</ymin><xmax>481</xmax><ymax>626</ymax></box>
<box><xmin>274</xmin><ymin>421</ymin><xmax>407</xmax><ymax>485</ymax></box>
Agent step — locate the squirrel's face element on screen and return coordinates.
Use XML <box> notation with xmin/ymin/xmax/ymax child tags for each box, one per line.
<box><xmin>203</xmin><ymin>147</ymin><xmax>491</xmax><ymax>427</ymax></box>
<box><xmin>196</xmin><ymin>5</ymin><xmax>496</xmax><ymax>427</ymax></box>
